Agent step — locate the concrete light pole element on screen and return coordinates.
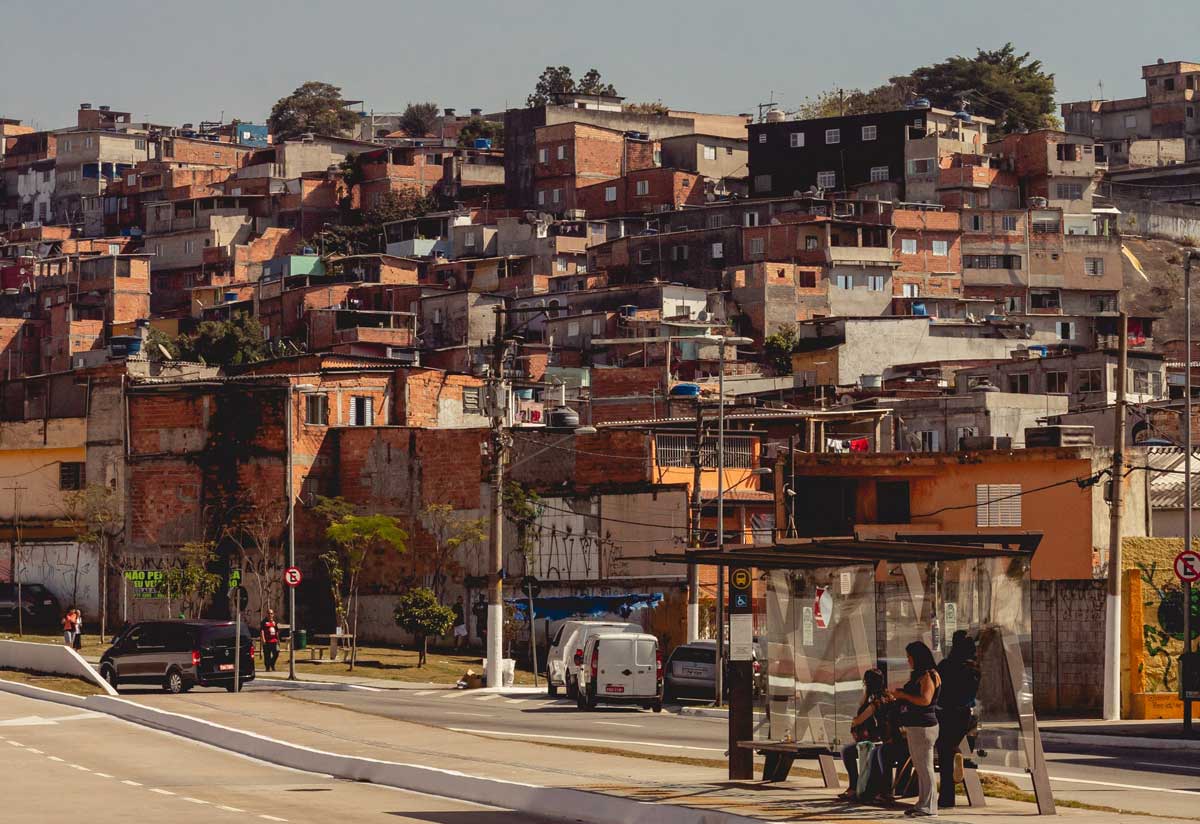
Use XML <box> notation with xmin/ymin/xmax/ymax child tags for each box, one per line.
<box><xmin>1185</xmin><ymin>250</ymin><xmax>1200</xmax><ymax>734</ymax></box>
<box><xmin>706</xmin><ymin>334</ymin><xmax>752</xmax><ymax>707</ymax></box>
<box><xmin>1103</xmin><ymin>315</ymin><xmax>1127</xmax><ymax>721</ymax></box>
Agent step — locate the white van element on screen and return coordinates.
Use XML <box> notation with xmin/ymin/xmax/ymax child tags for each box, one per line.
<box><xmin>547</xmin><ymin>620</ymin><xmax>641</xmax><ymax>698</ymax></box>
<box><xmin>576</xmin><ymin>632</ymin><xmax>662</xmax><ymax>712</ymax></box>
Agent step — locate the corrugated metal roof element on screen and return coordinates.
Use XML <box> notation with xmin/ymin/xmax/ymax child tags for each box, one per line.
<box><xmin>1146</xmin><ymin>446</ymin><xmax>1200</xmax><ymax>509</ymax></box>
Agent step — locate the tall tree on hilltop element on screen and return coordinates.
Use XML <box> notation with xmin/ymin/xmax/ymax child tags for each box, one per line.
<box><xmin>456</xmin><ymin>116</ymin><xmax>504</xmax><ymax>148</ymax></box>
<box><xmin>795</xmin><ymin>82</ymin><xmax>913</xmax><ymax>120</ymax></box>
<box><xmin>527</xmin><ymin>66</ymin><xmax>618</xmax><ymax>107</ymax></box>
<box><xmin>905</xmin><ymin>43</ymin><xmax>1057</xmax><ymax>133</ymax></box>
<box><xmin>268</xmin><ymin>81</ymin><xmax>359</xmax><ymax>141</ymax></box>
<box><xmin>398</xmin><ymin>102</ymin><xmax>440</xmax><ymax>137</ymax></box>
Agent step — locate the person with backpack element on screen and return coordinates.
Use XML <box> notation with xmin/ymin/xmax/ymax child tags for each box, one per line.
<box><xmin>836</xmin><ymin>668</ymin><xmax>890</xmax><ymax>801</ymax></box>
<box><xmin>936</xmin><ymin>631</ymin><xmax>980</xmax><ymax>809</ymax></box>
<box><xmin>890</xmin><ymin>641</ymin><xmax>942</xmax><ymax>817</ymax></box>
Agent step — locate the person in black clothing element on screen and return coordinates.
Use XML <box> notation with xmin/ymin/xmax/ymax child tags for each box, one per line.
<box><xmin>890</xmin><ymin>641</ymin><xmax>941</xmax><ymax>818</ymax></box>
<box><xmin>936</xmin><ymin>631</ymin><xmax>980</xmax><ymax>808</ymax></box>
<box><xmin>837</xmin><ymin>668</ymin><xmax>890</xmax><ymax>801</ymax></box>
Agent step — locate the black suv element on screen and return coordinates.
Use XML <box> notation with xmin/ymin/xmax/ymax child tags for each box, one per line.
<box><xmin>0</xmin><ymin>583</ymin><xmax>62</xmax><ymax>628</ymax></box>
<box><xmin>100</xmin><ymin>620</ymin><xmax>256</xmax><ymax>694</ymax></box>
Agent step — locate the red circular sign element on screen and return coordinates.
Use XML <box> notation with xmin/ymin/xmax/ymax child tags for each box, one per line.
<box><xmin>283</xmin><ymin>566</ymin><xmax>303</xmax><ymax>587</ymax></box>
<box><xmin>1175</xmin><ymin>551</ymin><xmax>1200</xmax><ymax>584</ymax></box>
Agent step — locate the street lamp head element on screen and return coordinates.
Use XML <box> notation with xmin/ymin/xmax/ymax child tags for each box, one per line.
<box><xmin>750</xmin><ymin>467</ymin><xmax>773</xmax><ymax>476</ymax></box>
<box><xmin>702</xmin><ymin>334</ymin><xmax>754</xmax><ymax>346</ymax></box>
<box><xmin>294</xmin><ymin>383</ymin><xmax>317</xmax><ymax>392</ymax></box>
<box><xmin>573</xmin><ymin>425</ymin><xmax>598</xmax><ymax>435</ymax></box>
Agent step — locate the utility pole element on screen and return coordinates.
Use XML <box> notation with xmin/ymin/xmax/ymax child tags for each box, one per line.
<box><xmin>285</xmin><ymin>384</ymin><xmax>297</xmax><ymax>681</ymax></box>
<box><xmin>1103</xmin><ymin>311</ymin><xmax>1128</xmax><ymax>721</ymax></box>
<box><xmin>11</xmin><ymin>486</ymin><xmax>24</xmax><ymax>638</ymax></box>
<box><xmin>1185</xmin><ymin>251</ymin><xmax>1200</xmax><ymax>734</ymax></box>
<box><xmin>486</xmin><ymin>308</ymin><xmax>508</xmax><ymax>689</ymax></box>
<box><xmin>688</xmin><ymin>404</ymin><xmax>704</xmax><ymax>644</ymax></box>
<box><xmin>715</xmin><ymin>336</ymin><xmax>727</xmax><ymax>707</ymax></box>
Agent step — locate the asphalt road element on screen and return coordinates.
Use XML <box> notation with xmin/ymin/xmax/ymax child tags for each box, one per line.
<box><xmin>268</xmin><ymin>685</ymin><xmax>1200</xmax><ymax>820</ymax></box>
<box><xmin>0</xmin><ymin>689</ymin><xmax>558</xmax><ymax>824</ymax></box>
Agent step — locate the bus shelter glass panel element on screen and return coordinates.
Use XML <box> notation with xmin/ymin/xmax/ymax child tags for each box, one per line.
<box><xmin>764</xmin><ymin>565</ymin><xmax>876</xmax><ymax>747</ymax></box>
<box><xmin>880</xmin><ymin>557</ymin><xmax>1037</xmax><ymax>777</ymax></box>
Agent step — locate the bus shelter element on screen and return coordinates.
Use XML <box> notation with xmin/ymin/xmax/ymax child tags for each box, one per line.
<box><xmin>663</xmin><ymin>533</ymin><xmax>1055</xmax><ymax>815</ymax></box>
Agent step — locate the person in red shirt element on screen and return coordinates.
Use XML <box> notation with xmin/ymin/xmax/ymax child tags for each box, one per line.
<box><xmin>259</xmin><ymin>608</ymin><xmax>280</xmax><ymax>672</ymax></box>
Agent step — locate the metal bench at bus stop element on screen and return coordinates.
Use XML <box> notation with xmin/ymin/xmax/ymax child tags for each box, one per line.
<box><xmin>736</xmin><ymin>740</ymin><xmax>839</xmax><ymax>786</ymax></box>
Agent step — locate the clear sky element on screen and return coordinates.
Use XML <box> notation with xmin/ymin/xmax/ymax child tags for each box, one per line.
<box><xmin>3</xmin><ymin>0</ymin><xmax>1195</xmax><ymax>131</ymax></box>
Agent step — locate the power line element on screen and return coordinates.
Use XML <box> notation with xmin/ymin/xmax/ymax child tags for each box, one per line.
<box><xmin>909</xmin><ymin>474</ymin><xmax>1098</xmax><ymax>519</ymax></box>
<box><xmin>507</xmin><ymin>431</ymin><xmax>648</xmax><ymax>461</ymax></box>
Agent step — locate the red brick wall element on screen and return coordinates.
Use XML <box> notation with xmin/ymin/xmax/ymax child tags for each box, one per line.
<box><xmin>591</xmin><ymin>366</ymin><xmax>664</xmax><ymax>399</ymax></box>
<box><xmin>394</xmin><ymin>369</ymin><xmax>485</xmax><ymax>426</ymax></box>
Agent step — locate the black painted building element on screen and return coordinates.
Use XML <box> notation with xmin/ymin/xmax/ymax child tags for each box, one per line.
<box><xmin>747</xmin><ymin>107</ymin><xmax>930</xmax><ymax>200</ymax></box>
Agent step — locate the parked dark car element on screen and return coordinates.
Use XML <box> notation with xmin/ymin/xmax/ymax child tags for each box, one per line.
<box><xmin>99</xmin><ymin>620</ymin><xmax>255</xmax><ymax>694</ymax></box>
<box><xmin>662</xmin><ymin>639</ymin><xmax>763</xmax><ymax>702</ymax></box>
<box><xmin>0</xmin><ymin>583</ymin><xmax>62</xmax><ymax>628</ymax></box>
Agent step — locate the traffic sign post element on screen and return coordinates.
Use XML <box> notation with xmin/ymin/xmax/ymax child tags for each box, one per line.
<box><xmin>728</xmin><ymin>565</ymin><xmax>754</xmax><ymax>780</ymax></box>
<box><xmin>283</xmin><ymin>566</ymin><xmax>303</xmax><ymax>588</ymax></box>
<box><xmin>1175</xmin><ymin>550</ymin><xmax>1200</xmax><ymax>730</ymax></box>
<box><xmin>229</xmin><ymin>586</ymin><xmax>247</xmax><ymax>694</ymax></box>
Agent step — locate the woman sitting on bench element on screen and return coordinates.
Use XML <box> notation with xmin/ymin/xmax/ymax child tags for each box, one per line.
<box><xmin>837</xmin><ymin>668</ymin><xmax>890</xmax><ymax>801</ymax></box>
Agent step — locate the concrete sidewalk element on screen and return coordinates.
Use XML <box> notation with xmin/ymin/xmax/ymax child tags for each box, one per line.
<box><xmin>98</xmin><ymin>688</ymin><xmax>1185</xmax><ymax>824</ymax></box>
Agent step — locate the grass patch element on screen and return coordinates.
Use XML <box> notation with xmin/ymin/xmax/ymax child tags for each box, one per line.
<box><xmin>0</xmin><ymin>667</ymin><xmax>104</xmax><ymax>696</ymax></box>
<box><xmin>0</xmin><ymin>631</ymin><xmax>108</xmax><ymax>659</ymax></box>
<box><xmin>289</xmin><ymin>644</ymin><xmax>539</xmax><ymax>685</ymax></box>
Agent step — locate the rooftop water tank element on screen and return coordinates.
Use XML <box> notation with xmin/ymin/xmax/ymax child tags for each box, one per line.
<box><xmin>670</xmin><ymin>383</ymin><xmax>701</xmax><ymax>397</ymax></box>
<box><xmin>547</xmin><ymin>406</ymin><xmax>580</xmax><ymax>428</ymax></box>
<box><xmin>473</xmin><ymin>138</ymin><xmax>493</xmax><ymax>150</ymax></box>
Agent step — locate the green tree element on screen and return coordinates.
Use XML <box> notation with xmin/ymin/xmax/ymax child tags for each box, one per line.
<box><xmin>394</xmin><ymin>587</ymin><xmax>455</xmax><ymax>666</ymax></box>
<box><xmin>624</xmin><ymin>101</ymin><xmax>669</xmax><ymax>116</ymax></box>
<box><xmin>906</xmin><ymin>43</ymin><xmax>1057</xmax><ymax>133</ymax></box>
<box><xmin>398</xmin><ymin>102</ymin><xmax>440</xmax><ymax>137</ymax></box>
<box><xmin>161</xmin><ymin>541</ymin><xmax>222</xmax><ymax>619</ymax></box>
<box><xmin>418</xmin><ymin>504</ymin><xmax>486</xmax><ymax>602</ymax></box>
<box><xmin>173</xmin><ymin>313</ymin><xmax>267</xmax><ymax>366</ymax></box>
<box><xmin>325</xmin><ymin>512</ymin><xmax>408</xmax><ymax>670</ymax></box>
<box><xmin>796</xmin><ymin>83</ymin><xmax>912</xmax><ymax>120</ymax></box>
<box><xmin>145</xmin><ymin>327</ymin><xmax>179</xmax><ymax>361</ymax></box>
<box><xmin>60</xmin><ymin>484</ymin><xmax>124</xmax><ymax>634</ymax></box>
<box><xmin>268</xmin><ymin>81</ymin><xmax>360</xmax><ymax>141</ymax></box>
<box><xmin>456</xmin><ymin>116</ymin><xmax>504</xmax><ymax>148</ymax></box>
<box><xmin>502</xmin><ymin>482</ymin><xmax>542</xmax><ymax>667</ymax></box>
<box><xmin>764</xmin><ymin>325</ymin><xmax>798</xmax><ymax>376</ymax></box>
<box><xmin>527</xmin><ymin>66</ymin><xmax>617</xmax><ymax>107</ymax></box>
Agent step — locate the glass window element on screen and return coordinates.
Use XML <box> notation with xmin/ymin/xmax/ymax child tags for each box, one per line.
<box><xmin>635</xmin><ymin>639</ymin><xmax>656</xmax><ymax>667</ymax></box>
<box><xmin>749</xmin><ymin>237</ymin><xmax>765</xmax><ymax>256</ymax></box>
<box><xmin>349</xmin><ymin>396</ymin><xmax>374</xmax><ymax>426</ymax></box>
<box><xmin>825</xmin><ymin>128</ymin><xmax>840</xmax><ymax>144</ymax></box>
<box><xmin>556</xmin><ymin>145</ymin><xmax>566</xmax><ymax>160</ymax></box>
<box><xmin>1084</xmin><ymin>257</ymin><xmax>1105</xmax><ymax>276</ymax></box>
<box><xmin>304</xmin><ymin>394</ymin><xmax>329</xmax><ymax>425</ymax></box>
<box><xmin>604</xmin><ymin>186</ymin><xmax>617</xmax><ymax>202</ymax></box>
<box><xmin>635</xmin><ymin>180</ymin><xmax>649</xmax><ymax>196</ymax></box>
<box><xmin>703</xmin><ymin>145</ymin><xmax>717</xmax><ymax>160</ymax></box>
<box><xmin>59</xmin><ymin>462</ymin><xmax>85</xmax><ymax>490</ymax></box>
<box><xmin>931</xmin><ymin>240</ymin><xmax>948</xmax><ymax>256</ymax></box>
<box><xmin>1046</xmin><ymin>372</ymin><xmax>1068</xmax><ymax>393</ymax></box>
<box><xmin>869</xmin><ymin>165</ymin><xmax>889</xmax><ymax>182</ymax></box>
<box><xmin>754</xmin><ymin>174</ymin><xmax>772</xmax><ymax>193</ymax></box>
<box><xmin>758</xmin><ymin>133</ymin><xmax>767</xmax><ymax>143</ymax></box>
<box><xmin>862</xmin><ymin>125</ymin><xmax>877</xmax><ymax>141</ymax></box>
<box><xmin>1008</xmin><ymin>373</ymin><xmax>1030</xmax><ymax>393</ymax></box>
<box><xmin>901</xmin><ymin>238</ymin><xmax>917</xmax><ymax>254</ymax></box>
<box><xmin>1079</xmin><ymin>368</ymin><xmax>1103</xmax><ymax>393</ymax></box>
<box><xmin>867</xmin><ymin>274</ymin><xmax>885</xmax><ymax>291</ymax></box>
<box><xmin>538</xmin><ymin>148</ymin><xmax>548</xmax><ymax>163</ymax></box>
<box><xmin>816</xmin><ymin>170</ymin><xmax>836</xmax><ymax>189</ymax></box>
<box><xmin>1002</xmin><ymin>215</ymin><xmax>1018</xmax><ymax>231</ymax></box>
<box><xmin>790</xmin><ymin>132</ymin><xmax>805</xmax><ymax>148</ymax></box>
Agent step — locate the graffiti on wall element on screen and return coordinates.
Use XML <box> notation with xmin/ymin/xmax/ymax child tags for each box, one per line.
<box><xmin>505</xmin><ymin>497</ymin><xmax>620</xmax><ymax>583</ymax></box>
<box><xmin>7</xmin><ymin>542</ymin><xmax>99</xmax><ymax>613</ymax></box>
<box><xmin>1137</xmin><ymin>559</ymin><xmax>1200</xmax><ymax>691</ymax></box>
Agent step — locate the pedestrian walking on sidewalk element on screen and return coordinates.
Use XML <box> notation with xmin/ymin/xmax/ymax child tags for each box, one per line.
<box><xmin>452</xmin><ymin>596</ymin><xmax>467</xmax><ymax>649</ymax></box>
<box><xmin>73</xmin><ymin>609</ymin><xmax>84</xmax><ymax>650</ymax></box>
<box><xmin>936</xmin><ymin>632</ymin><xmax>980</xmax><ymax>808</ymax></box>
<box><xmin>890</xmin><ymin>641</ymin><xmax>942</xmax><ymax>818</ymax></box>
<box><xmin>61</xmin><ymin>608</ymin><xmax>77</xmax><ymax>647</ymax></box>
<box><xmin>260</xmin><ymin>608</ymin><xmax>280</xmax><ymax>672</ymax></box>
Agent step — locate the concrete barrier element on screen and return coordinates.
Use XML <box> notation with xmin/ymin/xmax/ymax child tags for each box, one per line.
<box><xmin>0</xmin><ymin>639</ymin><xmax>117</xmax><ymax>696</ymax></box>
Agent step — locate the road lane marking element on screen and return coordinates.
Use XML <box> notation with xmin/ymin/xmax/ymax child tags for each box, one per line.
<box><xmin>439</xmin><ymin>691</ymin><xmax>469</xmax><ymax>699</ymax></box>
<box><xmin>1132</xmin><ymin>760</ymin><xmax>1200</xmax><ymax>773</ymax></box>
<box><xmin>94</xmin><ymin>772</ymin><xmax>113</xmax><ymax>778</ymax></box>
<box><xmin>25</xmin><ymin>748</ymin><xmax>43</xmax><ymax>754</ymax></box>
<box><xmin>444</xmin><ymin>711</ymin><xmax>492</xmax><ymax>718</ymax></box>
<box><xmin>182</xmin><ymin>797</ymin><xmax>209</xmax><ymax>804</ymax></box>
<box><xmin>69</xmin><ymin>764</ymin><xmax>90</xmax><ymax>771</ymax></box>
<box><xmin>149</xmin><ymin>788</ymin><xmax>175</xmax><ymax>796</ymax></box>
<box><xmin>594</xmin><ymin>721</ymin><xmax>643</xmax><ymax>728</ymax></box>
<box><xmin>983</xmin><ymin>768</ymin><xmax>1200</xmax><ymax>796</ymax></box>
<box><xmin>219</xmin><ymin>805</ymin><xmax>245</xmax><ymax>812</ymax></box>
<box><xmin>473</xmin><ymin>694</ymin><xmax>501</xmax><ymax>701</ymax></box>
<box><xmin>259</xmin><ymin>816</ymin><xmax>288</xmax><ymax>822</ymax></box>
<box><xmin>6</xmin><ymin>740</ymin><xmax>24</xmax><ymax>746</ymax></box>
<box><xmin>412</xmin><ymin>690</ymin><xmax>437</xmax><ymax>696</ymax></box>
<box><xmin>47</xmin><ymin>755</ymin><xmax>64</xmax><ymax>761</ymax></box>
<box><xmin>122</xmin><ymin>780</ymin><xmax>142</xmax><ymax>786</ymax></box>
<box><xmin>446</xmin><ymin>727</ymin><xmax>724</xmax><ymax>752</ymax></box>
<box><xmin>505</xmin><ymin>698</ymin><xmax>528</xmax><ymax>705</ymax></box>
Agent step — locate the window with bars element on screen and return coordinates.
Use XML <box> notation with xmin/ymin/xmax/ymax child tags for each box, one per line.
<box><xmin>976</xmin><ymin>484</ymin><xmax>1021</xmax><ymax>526</ymax></box>
<box><xmin>305</xmin><ymin>394</ymin><xmax>329</xmax><ymax>425</ymax></box>
<box><xmin>59</xmin><ymin>462</ymin><xmax>85</xmax><ymax>491</ymax></box>
<box><xmin>654</xmin><ymin>434</ymin><xmax>755</xmax><ymax>469</ymax></box>
<box><xmin>462</xmin><ymin>386</ymin><xmax>481</xmax><ymax>414</ymax></box>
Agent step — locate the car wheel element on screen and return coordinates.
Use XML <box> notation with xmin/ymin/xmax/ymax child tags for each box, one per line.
<box><xmin>163</xmin><ymin>669</ymin><xmax>185</xmax><ymax>694</ymax></box>
<box><xmin>225</xmin><ymin>682</ymin><xmax>238</xmax><ymax>693</ymax></box>
<box><xmin>652</xmin><ymin>700</ymin><xmax>663</xmax><ymax>713</ymax></box>
<box><xmin>100</xmin><ymin>664</ymin><xmax>119</xmax><ymax>691</ymax></box>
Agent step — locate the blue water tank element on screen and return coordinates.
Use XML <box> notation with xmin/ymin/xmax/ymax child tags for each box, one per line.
<box><xmin>224</xmin><ymin>291</ymin><xmax>238</xmax><ymax>303</ymax></box>
<box><xmin>670</xmin><ymin>383</ymin><xmax>702</xmax><ymax>397</ymax></box>
<box><xmin>514</xmin><ymin>388</ymin><xmax>534</xmax><ymax>400</ymax></box>
<box><xmin>473</xmin><ymin>138</ymin><xmax>493</xmax><ymax>150</ymax></box>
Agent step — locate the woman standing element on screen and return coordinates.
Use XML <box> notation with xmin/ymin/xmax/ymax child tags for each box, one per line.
<box><xmin>890</xmin><ymin>641</ymin><xmax>942</xmax><ymax>818</ymax></box>
<box><xmin>61</xmin><ymin>609</ymin><xmax>77</xmax><ymax>646</ymax></box>
<box><xmin>73</xmin><ymin>609</ymin><xmax>84</xmax><ymax>650</ymax></box>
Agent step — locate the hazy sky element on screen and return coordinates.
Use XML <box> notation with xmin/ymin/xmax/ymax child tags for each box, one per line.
<box><xmin>3</xmin><ymin>0</ymin><xmax>1196</xmax><ymax>130</ymax></box>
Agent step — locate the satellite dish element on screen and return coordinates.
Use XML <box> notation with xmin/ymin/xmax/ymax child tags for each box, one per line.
<box><xmin>157</xmin><ymin>343</ymin><xmax>174</xmax><ymax>360</ymax></box>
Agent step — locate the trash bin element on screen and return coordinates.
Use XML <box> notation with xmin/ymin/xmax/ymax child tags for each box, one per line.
<box><xmin>294</xmin><ymin>629</ymin><xmax>307</xmax><ymax>650</ymax></box>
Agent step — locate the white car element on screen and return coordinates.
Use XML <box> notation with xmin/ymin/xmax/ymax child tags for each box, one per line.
<box><xmin>549</xmin><ymin>620</ymin><xmax>641</xmax><ymax>698</ymax></box>
<box><xmin>576</xmin><ymin>632</ymin><xmax>662</xmax><ymax>712</ymax></box>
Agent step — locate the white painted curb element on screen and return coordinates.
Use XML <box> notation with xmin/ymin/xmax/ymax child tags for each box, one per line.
<box><xmin>0</xmin><ymin>639</ymin><xmax>117</xmax><ymax>696</ymax></box>
<box><xmin>0</xmin><ymin>680</ymin><xmax>761</xmax><ymax>824</ymax></box>
<box><xmin>1041</xmin><ymin>731</ymin><xmax>1200</xmax><ymax>753</ymax></box>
